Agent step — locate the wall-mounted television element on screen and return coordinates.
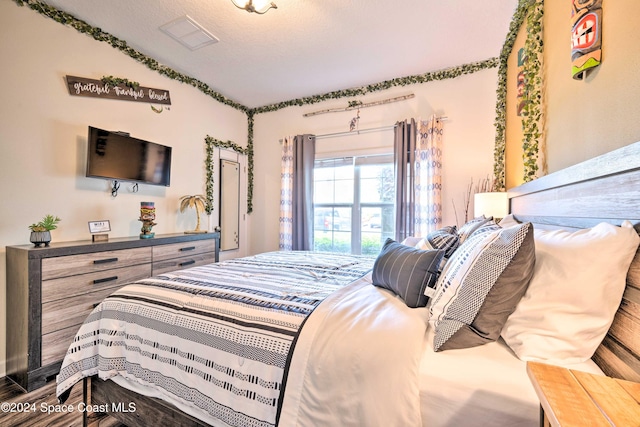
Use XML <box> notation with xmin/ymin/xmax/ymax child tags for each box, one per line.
<box><xmin>86</xmin><ymin>126</ymin><xmax>172</xmax><ymax>187</ymax></box>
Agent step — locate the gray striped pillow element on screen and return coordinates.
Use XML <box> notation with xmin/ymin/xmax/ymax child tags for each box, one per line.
<box><xmin>415</xmin><ymin>226</ymin><xmax>460</xmax><ymax>258</ymax></box>
<box><xmin>372</xmin><ymin>238</ymin><xmax>445</xmax><ymax>308</ymax></box>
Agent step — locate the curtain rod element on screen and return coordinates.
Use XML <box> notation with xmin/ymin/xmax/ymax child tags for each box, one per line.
<box><xmin>303</xmin><ymin>94</ymin><xmax>416</xmax><ymax>117</ymax></box>
<box><xmin>316</xmin><ymin>125</ymin><xmax>396</xmax><ymax>140</ymax></box>
<box><xmin>278</xmin><ymin>116</ymin><xmax>447</xmax><ymax>143</ymax></box>
<box><xmin>315</xmin><ymin>116</ymin><xmax>447</xmax><ymax>140</ymax></box>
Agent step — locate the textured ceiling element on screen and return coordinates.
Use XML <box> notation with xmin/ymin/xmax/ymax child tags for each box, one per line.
<box><xmin>42</xmin><ymin>0</ymin><xmax>518</xmax><ymax>109</ymax></box>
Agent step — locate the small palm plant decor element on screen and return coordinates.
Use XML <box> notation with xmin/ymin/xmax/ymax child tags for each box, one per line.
<box><xmin>28</xmin><ymin>214</ymin><xmax>61</xmax><ymax>247</ymax></box>
<box><xmin>179</xmin><ymin>195</ymin><xmax>208</xmax><ymax>234</ymax></box>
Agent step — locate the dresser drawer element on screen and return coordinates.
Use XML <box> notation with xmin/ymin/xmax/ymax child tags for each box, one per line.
<box><xmin>41</xmin><ymin>324</ymin><xmax>83</xmax><ymax>367</ymax></box>
<box><xmin>42</xmin><ymin>285</ymin><xmax>121</xmax><ymax>336</ymax></box>
<box><xmin>41</xmin><ymin>247</ymin><xmax>152</xmax><ymax>280</ymax></box>
<box><xmin>41</xmin><ymin>284</ymin><xmax>127</xmax><ymax>366</ymax></box>
<box><xmin>42</xmin><ymin>264</ymin><xmax>151</xmax><ymax>303</ymax></box>
<box><xmin>152</xmin><ymin>239</ymin><xmax>216</xmax><ymax>262</ymax></box>
<box><xmin>152</xmin><ymin>252</ymin><xmax>216</xmax><ymax>275</ymax></box>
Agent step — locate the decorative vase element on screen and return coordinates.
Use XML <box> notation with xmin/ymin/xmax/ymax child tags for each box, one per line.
<box><xmin>139</xmin><ymin>201</ymin><xmax>157</xmax><ymax>239</ymax></box>
<box><xmin>30</xmin><ymin>231</ymin><xmax>51</xmax><ymax>247</ymax></box>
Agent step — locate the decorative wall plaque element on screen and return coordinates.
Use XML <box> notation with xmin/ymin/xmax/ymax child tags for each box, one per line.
<box><xmin>65</xmin><ymin>75</ymin><xmax>171</xmax><ymax>105</ymax></box>
<box><xmin>571</xmin><ymin>0</ymin><xmax>603</xmax><ymax>79</ymax></box>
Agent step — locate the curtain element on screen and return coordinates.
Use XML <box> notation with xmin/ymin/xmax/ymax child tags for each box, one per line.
<box><xmin>394</xmin><ymin>119</ymin><xmax>416</xmax><ymax>242</ymax></box>
<box><xmin>415</xmin><ymin>115</ymin><xmax>443</xmax><ymax>236</ymax></box>
<box><xmin>279</xmin><ymin>136</ymin><xmax>294</xmax><ymax>250</ymax></box>
<box><xmin>279</xmin><ymin>134</ymin><xmax>315</xmax><ymax>250</ymax></box>
<box><xmin>394</xmin><ymin>115</ymin><xmax>443</xmax><ymax>241</ymax></box>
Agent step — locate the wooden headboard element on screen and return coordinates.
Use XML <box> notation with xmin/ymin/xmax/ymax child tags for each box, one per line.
<box><xmin>507</xmin><ymin>141</ymin><xmax>640</xmax><ymax>382</ymax></box>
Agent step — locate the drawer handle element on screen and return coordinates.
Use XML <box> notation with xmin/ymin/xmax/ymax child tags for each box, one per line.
<box><xmin>180</xmin><ymin>246</ymin><xmax>196</xmax><ymax>252</ymax></box>
<box><xmin>179</xmin><ymin>260</ymin><xmax>196</xmax><ymax>267</ymax></box>
<box><xmin>94</xmin><ymin>257</ymin><xmax>118</xmax><ymax>264</ymax></box>
<box><xmin>93</xmin><ymin>276</ymin><xmax>118</xmax><ymax>284</ymax></box>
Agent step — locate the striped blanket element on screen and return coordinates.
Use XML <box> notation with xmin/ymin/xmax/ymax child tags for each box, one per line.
<box><xmin>56</xmin><ymin>251</ymin><xmax>374</xmax><ymax>427</ymax></box>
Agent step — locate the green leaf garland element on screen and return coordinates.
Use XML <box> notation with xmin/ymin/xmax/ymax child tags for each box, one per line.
<box><xmin>250</xmin><ymin>58</ymin><xmax>499</xmax><ymax>115</ymax></box>
<box><xmin>493</xmin><ymin>0</ymin><xmax>543</xmax><ymax>190</ymax></box>
<box><xmin>204</xmin><ymin>135</ymin><xmax>251</xmax><ymax>215</ymax></box>
<box><xmin>521</xmin><ymin>0</ymin><xmax>544</xmax><ymax>182</ymax></box>
<box><xmin>101</xmin><ymin>75</ymin><xmax>140</xmax><ymax>89</ymax></box>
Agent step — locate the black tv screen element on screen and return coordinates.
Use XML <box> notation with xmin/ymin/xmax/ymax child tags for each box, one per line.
<box><xmin>86</xmin><ymin>126</ymin><xmax>172</xmax><ymax>186</ymax></box>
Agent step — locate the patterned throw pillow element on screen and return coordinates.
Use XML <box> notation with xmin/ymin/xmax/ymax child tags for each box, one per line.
<box><xmin>414</xmin><ymin>225</ymin><xmax>460</xmax><ymax>258</ymax></box>
<box><xmin>372</xmin><ymin>238</ymin><xmax>445</xmax><ymax>308</ymax></box>
<box><xmin>457</xmin><ymin>216</ymin><xmax>494</xmax><ymax>244</ymax></box>
<box><xmin>428</xmin><ymin>222</ymin><xmax>535</xmax><ymax>351</ymax></box>
<box><xmin>467</xmin><ymin>220</ymin><xmax>501</xmax><ymax>240</ymax></box>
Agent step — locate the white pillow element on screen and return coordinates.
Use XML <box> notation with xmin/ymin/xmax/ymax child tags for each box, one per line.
<box><xmin>501</xmin><ymin>221</ymin><xmax>640</xmax><ymax>363</ymax></box>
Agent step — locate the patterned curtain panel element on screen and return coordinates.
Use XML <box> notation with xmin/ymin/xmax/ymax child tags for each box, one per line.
<box><xmin>415</xmin><ymin>115</ymin><xmax>443</xmax><ymax>236</ymax></box>
<box><xmin>279</xmin><ymin>136</ymin><xmax>294</xmax><ymax>250</ymax></box>
<box><xmin>279</xmin><ymin>134</ymin><xmax>315</xmax><ymax>250</ymax></box>
<box><xmin>394</xmin><ymin>115</ymin><xmax>443</xmax><ymax>241</ymax></box>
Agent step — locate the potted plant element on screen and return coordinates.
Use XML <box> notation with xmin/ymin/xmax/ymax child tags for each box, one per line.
<box><xmin>29</xmin><ymin>214</ymin><xmax>61</xmax><ymax>247</ymax></box>
<box><xmin>179</xmin><ymin>195</ymin><xmax>208</xmax><ymax>234</ymax></box>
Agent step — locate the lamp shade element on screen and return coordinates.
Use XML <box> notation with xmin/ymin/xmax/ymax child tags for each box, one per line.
<box><xmin>473</xmin><ymin>192</ymin><xmax>508</xmax><ymax>219</ymax></box>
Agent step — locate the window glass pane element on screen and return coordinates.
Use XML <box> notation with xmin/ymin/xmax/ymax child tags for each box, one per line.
<box><xmin>333</xmin><ymin>164</ymin><xmax>354</xmax><ymax>180</ymax></box>
<box><xmin>314</xmin><ymin>167</ymin><xmax>334</xmax><ymax>181</ymax></box>
<box><xmin>313</xmin><ymin>206</ymin><xmax>351</xmax><ymax>253</ymax></box>
<box><xmin>314</xmin><ymin>207</ymin><xmax>351</xmax><ymax>232</ymax></box>
<box><xmin>313</xmin><ymin>153</ymin><xmax>394</xmax><ymax>255</ymax></box>
<box><xmin>314</xmin><ymin>181</ymin><xmax>334</xmax><ymax>204</ymax></box>
<box><xmin>334</xmin><ymin>179</ymin><xmax>354</xmax><ymax>203</ymax></box>
<box><xmin>360</xmin><ymin>164</ymin><xmax>394</xmax><ymax>203</ymax></box>
<box><xmin>313</xmin><ymin>230</ymin><xmax>351</xmax><ymax>253</ymax></box>
<box><xmin>361</xmin><ymin>206</ymin><xmax>394</xmax><ymax>255</ymax></box>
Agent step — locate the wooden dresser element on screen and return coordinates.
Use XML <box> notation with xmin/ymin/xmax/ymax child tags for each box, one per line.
<box><xmin>6</xmin><ymin>232</ymin><xmax>220</xmax><ymax>392</ymax></box>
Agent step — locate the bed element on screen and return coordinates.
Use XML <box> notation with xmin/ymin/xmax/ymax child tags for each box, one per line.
<box><xmin>56</xmin><ymin>141</ymin><xmax>640</xmax><ymax>427</ymax></box>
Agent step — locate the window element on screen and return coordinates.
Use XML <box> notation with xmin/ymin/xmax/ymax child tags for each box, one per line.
<box><xmin>313</xmin><ymin>155</ymin><xmax>395</xmax><ymax>255</ymax></box>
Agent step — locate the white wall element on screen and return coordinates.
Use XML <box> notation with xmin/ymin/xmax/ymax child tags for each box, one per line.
<box><xmin>250</xmin><ymin>68</ymin><xmax>499</xmax><ymax>255</ymax></box>
<box><xmin>0</xmin><ymin>2</ymin><xmax>248</xmax><ymax>377</ymax></box>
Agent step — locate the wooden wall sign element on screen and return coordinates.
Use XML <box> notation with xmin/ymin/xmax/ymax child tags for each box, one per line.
<box><xmin>65</xmin><ymin>75</ymin><xmax>171</xmax><ymax>105</ymax></box>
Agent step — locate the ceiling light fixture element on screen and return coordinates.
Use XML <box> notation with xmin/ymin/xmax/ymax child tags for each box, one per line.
<box><xmin>231</xmin><ymin>0</ymin><xmax>277</xmax><ymax>14</ymax></box>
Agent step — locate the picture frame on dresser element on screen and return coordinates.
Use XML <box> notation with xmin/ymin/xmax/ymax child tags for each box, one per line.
<box><xmin>5</xmin><ymin>232</ymin><xmax>220</xmax><ymax>392</ymax></box>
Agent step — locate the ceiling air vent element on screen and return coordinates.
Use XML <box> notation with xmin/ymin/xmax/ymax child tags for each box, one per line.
<box><xmin>160</xmin><ymin>15</ymin><xmax>219</xmax><ymax>51</ymax></box>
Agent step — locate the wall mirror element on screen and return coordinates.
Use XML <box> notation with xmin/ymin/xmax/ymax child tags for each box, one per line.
<box><xmin>219</xmin><ymin>159</ymin><xmax>240</xmax><ymax>251</ymax></box>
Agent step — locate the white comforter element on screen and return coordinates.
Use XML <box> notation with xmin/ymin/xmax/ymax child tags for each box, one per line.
<box><xmin>280</xmin><ymin>273</ymin><xmax>428</xmax><ymax>426</ymax></box>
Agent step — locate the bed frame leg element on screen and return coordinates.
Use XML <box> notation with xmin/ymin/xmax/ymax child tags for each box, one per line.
<box><xmin>83</xmin><ymin>377</ymin><xmax>106</xmax><ymax>427</ymax></box>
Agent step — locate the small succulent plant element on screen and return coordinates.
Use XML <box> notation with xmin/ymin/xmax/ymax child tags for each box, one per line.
<box><xmin>28</xmin><ymin>214</ymin><xmax>61</xmax><ymax>232</ymax></box>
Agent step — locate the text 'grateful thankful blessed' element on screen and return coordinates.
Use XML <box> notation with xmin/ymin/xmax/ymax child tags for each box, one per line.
<box><xmin>65</xmin><ymin>75</ymin><xmax>171</xmax><ymax>105</ymax></box>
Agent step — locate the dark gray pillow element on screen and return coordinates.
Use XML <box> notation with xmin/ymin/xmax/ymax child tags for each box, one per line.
<box><xmin>372</xmin><ymin>238</ymin><xmax>445</xmax><ymax>308</ymax></box>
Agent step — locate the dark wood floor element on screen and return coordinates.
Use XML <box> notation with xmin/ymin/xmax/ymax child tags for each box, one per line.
<box><xmin>0</xmin><ymin>377</ymin><xmax>125</xmax><ymax>427</ymax></box>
